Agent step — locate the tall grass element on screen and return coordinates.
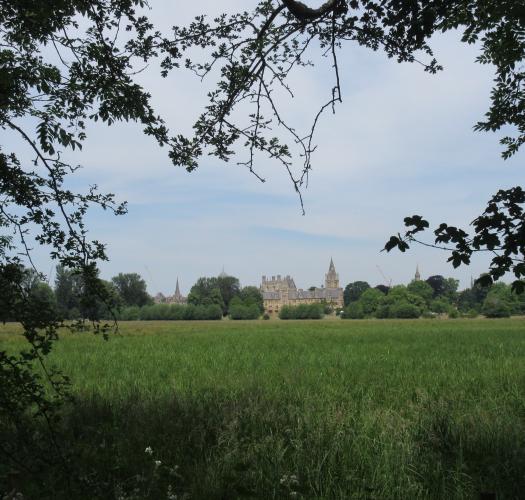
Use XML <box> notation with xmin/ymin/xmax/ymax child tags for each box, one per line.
<box><xmin>1</xmin><ymin>319</ymin><xmax>524</xmax><ymax>499</ymax></box>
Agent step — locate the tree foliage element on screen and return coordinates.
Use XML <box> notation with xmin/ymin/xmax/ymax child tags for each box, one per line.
<box><xmin>425</xmin><ymin>275</ymin><xmax>446</xmax><ymax>298</ymax></box>
<box><xmin>111</xmin><ymin>273</ymin><xmax>151</xmax><ymax>307</ymax></box>
<box><xmin>343</xmin><ymin>281</ymin><xmax>370</xmax><ymax>306</ymax></box>
<box><xmin>386</xmin><ymin>177</ymin><xmax>525</xmax><ymax>293</ymax></box>
<box><xmin>216</xmin><ymin>275</ymin><xmax>241</xmax><ymax>315</ymax></box>
<box><xmin>188</xmin><ymin>277</ymin><xmax>225</xmax><ymax>310</ymax></box>
<box><xmin>407</xmin><ymin>280</ymin><xmax>434</xmax><ymax>306</ymax></box>
<box><xmin>239</xmin><ymin>286</ymin><xmax>265</xmax><ymax>313</ymax></box>
<box><xmin>358</xmin><ymin>288</ymin><xmax>384</xmax><ymax>315</ymax></box>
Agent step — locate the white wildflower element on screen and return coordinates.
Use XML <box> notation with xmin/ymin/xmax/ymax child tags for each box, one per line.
<box><xmin>145</xmin><ymin>446</ymin><xmax>153</xmax><ymax>455</ymax></box>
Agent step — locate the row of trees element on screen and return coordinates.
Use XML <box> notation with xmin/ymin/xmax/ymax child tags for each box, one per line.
<box><xmin>54</xmin><ymin>267</ymin><xmax>151</xmax><ymax>320</ymax></box>
<box><xmin>28</xmin><ymin>267</ymin><xmax>525</xmax><ymax>322</ymax></box>
<box><xmin>118</xmin><ymin>304</ymin><xmax>223</xmax><ymax>321</ymax></box>
<box><xmin>342</xmin><ymin>276</ymin><xmax>525</xmax><ymax>319</ymax></box>
<box><xmin>50</xmin><ymin>267</ymin><xmax>265</xmax><ymax>321</ymax></box>
<box><xmin>279</xmin><ymin>304</ymin><xmax>325</xmax><ymax>320</ymax></box>
<box><xmin>343</xmin><ymin>276</ymin><xmax>459</xmax><ymax>307</ymax></box>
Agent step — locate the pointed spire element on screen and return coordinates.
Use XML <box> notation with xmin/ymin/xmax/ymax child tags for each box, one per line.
<box><xmin>325</xmin><ymin>257</ymin><xmax>339</xmax><ymax>289</ymax></box>
<box><xmin>415</xmin><ymin>265</ymin><xmax>421</xmax><ymax>281</ymax></box>
<box><xmin>219</xmin><ymin>266</ymin><xmax>228</xmax><ymax>278</ymax></box>
<box><xmin>174</xmin><ymin>277</ymin><xmax>182</xmax><ymax>300</ymax></box>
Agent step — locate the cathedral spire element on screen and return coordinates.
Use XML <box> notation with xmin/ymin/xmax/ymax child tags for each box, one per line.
<box><xmin>415</xmin><ymin>265</ymin><xmax>421</xmax><ymax>281</ymax></box>
<box><xmin>325</xmin><ymin>257</ymin><xmax>339</xmax><ymax>289</ymax></box>
<box><xmin>175</xmin><ymin>277</ymin><xmax>181</xmax><ymax>299</ymax></box>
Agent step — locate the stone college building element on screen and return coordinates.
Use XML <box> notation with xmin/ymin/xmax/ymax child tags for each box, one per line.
<box><xmin>261</xmin><ymin>259</ymin><xmax>344</xmax><ymax>314</ymax></box>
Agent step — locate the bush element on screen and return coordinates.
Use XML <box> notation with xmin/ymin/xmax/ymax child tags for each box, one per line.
<box><xmin>117</xmin><ymin>303</ymin><xmax>222</xmax><ymax>321</ymax></box>
<box><xmin>204</xmin><ymin>304</ymin><xmax>223</xmax><ymax>320</ymax></box>
<box><xmin>120</xmin><ymin>305</ymin><xmax>140</xmax><ymax>321</ymax></box>
<box><xmin>430</xmin><ymin>299</ymin><xmax>451</xmax><ymax>314</ymax></box>
<box><xmin>390</xmin><ymin>302</ymin><xmax>421</xmax><ymax>319</ymax></box>
<box><xmin>229</xmin><ymin>304</ymin><xmax>260</xmax><ymax>320</ymax></box>
<box><xmin>167</xmin><ymin>304</ymin><xmax>186</xmax><ymax>320</ymax></box>
<box><xmin>448</xmin><ymin>308</ymin><xmax>459</xmax><ymax>319</ymax></box>
<box><xmin>342</xmin><ymin>303</ymin><xmax>364</xmax><ymax>319</ymax></box>
<box><xmin>323</xmin><ymin>302</ymin><xmax>333</xmax><ymax>315</ymax></box>
<box><xmin>279</xmin><ymin>303</ymin><xmax>324</xmax><ymax>320</ymax></box>
<box><xmin>278</xmin><ymin>306</ymin><xmax>291</xmax><ymax>320</ymax></box>
<box><xmin>466</xmin><ymin>308</ymin><xmax>478</xmax><ymax>318</ymax></box>
<box><xmin>482</xmin><ymin>298</ymin><xmax>511</xmax><ymax>318</ymax></box>
<box><xmin>263</xmin><ymin>313</ymin><xmax>270</xmax><ymax>320</ymax></box>
<box><xmin>374</xmin><ymin>305</ymin><xmax>390</xmax><ymax>319</ymax></box>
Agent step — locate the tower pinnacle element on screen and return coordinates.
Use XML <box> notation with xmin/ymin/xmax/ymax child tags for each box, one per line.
<box><xmin>325</xmin><ymin>258</ymin><xmax>339</xmax><ymax>289</ymax></box>
<box><xmin>174</xmin><ymin>277</ymin><xmax>181</xmax><ymax>299</ymax></box>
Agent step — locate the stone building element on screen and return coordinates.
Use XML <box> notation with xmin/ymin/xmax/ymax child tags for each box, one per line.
<box><xmin>154</xmin><ymin>277</ymin><xmax>187</xmax><ymax>304</ymax></box>
<box><xmin>261</xmin><ymin>259</ymin><xmax>344</xmax><ymax>314</ymax></box>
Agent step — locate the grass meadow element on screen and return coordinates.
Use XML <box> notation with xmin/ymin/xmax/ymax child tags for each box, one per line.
<box><xmin>1</xmin><ymin>319</ymin><xmax>525</xmax><ymax>499</ymax></box>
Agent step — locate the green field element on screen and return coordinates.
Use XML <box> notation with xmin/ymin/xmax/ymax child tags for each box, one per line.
<box><xmin>1</xmin><ymin>319</ymin><xmax>525</xmax><ymax>499</ymax></box>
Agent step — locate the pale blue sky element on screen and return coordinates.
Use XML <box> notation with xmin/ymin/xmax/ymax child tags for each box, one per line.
<box><xmin>9</xmin><ymin>1</ymin><xmax>524</xmax><ymax>295</ymax></box>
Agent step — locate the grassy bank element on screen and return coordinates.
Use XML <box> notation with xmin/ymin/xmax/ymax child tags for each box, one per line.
<box><xmin>1</xmin><ymin>319</ymin><xmax>524</xmax><ymax>499</ymax></box>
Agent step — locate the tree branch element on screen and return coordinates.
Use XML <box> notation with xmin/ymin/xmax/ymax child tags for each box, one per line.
<box><xmin>280</xmin><ymin>0</ymin><xmax>341</xmax><ymax>21</ymax></box>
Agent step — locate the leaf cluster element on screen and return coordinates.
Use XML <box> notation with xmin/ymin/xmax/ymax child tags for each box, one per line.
<box><xmin>385</xmin><ymin>187</ymin><xmax>525</xmax><ymax>293</ymax></box>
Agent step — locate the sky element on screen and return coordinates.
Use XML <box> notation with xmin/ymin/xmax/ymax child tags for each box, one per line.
<box><xmin>10</xmin><ymin>1</ymin><xmax>524</xmax><ymax>295</ymax></box>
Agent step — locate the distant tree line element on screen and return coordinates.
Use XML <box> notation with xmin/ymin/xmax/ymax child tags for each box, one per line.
<box><xmin>342</xmin><ymin>275</ymin><xmax>525</xmax><ymax>320</ymax></box>
<box><xmin>118</xmin><ymin>303</ymin><xmax>223</xmax><ymax>321</ymax></box>
<box><xmin>21</xmin><ymin>266</ymin><xmax>265</xmax><ymax>322</ymax></box>
<box><xmin>279</xmin><ymin>304</ymin><xmax>325</xmax><ymax>320</ymax></box>
<box><xmin>118</xmin><ymin>275</ymin><xmax>264</xmax><ymax>321</ymax></box>
<box><xmin>4</xmin><ymin>266</ymin><xmax>524</xmax><ymax>323</ymax></box>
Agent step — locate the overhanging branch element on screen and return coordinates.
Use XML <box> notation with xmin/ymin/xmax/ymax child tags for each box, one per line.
<box><xmin>280</xmin><ymin>0</ymin><xmax>342</xmax><ymax>21</ymax></box>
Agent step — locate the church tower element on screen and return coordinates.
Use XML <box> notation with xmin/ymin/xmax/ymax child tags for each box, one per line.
<box><xmin>174</xmin><ymin>277</ymin><xmax>183</xmax><ymax>302</ymax></box>
<box><xmin>325</xmin><ymin>258</ymin><xmax>339</xmax><ymax>289</ymax></box>
<box><xmin>414</xmin><ymin>265</ymin><xmax>421</xmax><ymax>281</ymax></box>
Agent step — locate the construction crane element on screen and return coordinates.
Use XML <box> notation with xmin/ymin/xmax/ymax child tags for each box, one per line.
<box><xmin>376</xmin><ymin>265</ymin><xmax>392</xmax><ymax>287</ymax></box>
